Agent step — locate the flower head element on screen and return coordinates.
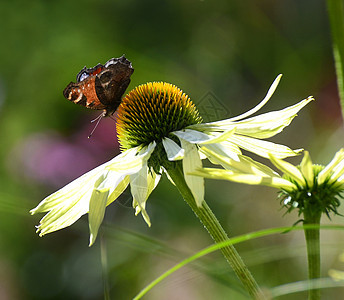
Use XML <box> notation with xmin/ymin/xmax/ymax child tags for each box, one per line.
<box><xmin>193</xmin><ymin>149</ymin><xmax>344</xmax><ymax>218</ymax></box>
<box><xmin>31</xmin><ymin>76</ymin><xmax>313</xmax><ymax>245</ymax></box>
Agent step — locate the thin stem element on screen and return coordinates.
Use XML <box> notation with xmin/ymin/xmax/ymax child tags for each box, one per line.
<box><xmin>166</xmin><ymin>162</ymin><xmax>265</xmax><ymax>300</ymax></box>
<box><xmin>303</xmin><ymin>209</ymin><xmax>322</xmax><ymax>300</ymax></box>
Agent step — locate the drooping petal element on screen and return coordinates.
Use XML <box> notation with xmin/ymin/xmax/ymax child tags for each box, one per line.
<box><xmin>230</xmin><ymin>134</ymin><xmax>303</xmax><ymax>158</ymax></box>
<box><xmin>106</xmin><ymin>142</ymin><xmax>156</xmax><ymax>172</ymax></box>
<box><xmin>191</xmin><ymin>168</ymin><xmax>295</xmax><ymax>191</ymax></box>
<box><xmin>269</xmin><ymin>154</ymin><xmax>306</xmax><ymax>187</ymax></box>
<box><xmin>30</xmin><ymin>161</ymin><xmax>112</xmax><ymax>236</ymax></box>
<box><xmin>318</xmin><ymin>149</ymin><xmax>344</xmax><ymax>185</ymax></box>
<box><xmin>30</xmin><ymin>163</ymin><xmax>106</xmax><ymax>214</ymax></box>
<box><xmin>201</xmin><ymin>146</ymin><xmax>279</xmax><ymax>177</ymax></box>
<box><xmin>196</xmin><ymin>129</ymin><xmax>236</xmax><ymax>144</ymax></box>
<box><xmin>300</xmin><ymin>151</ymin><xmax>314</xmax><ymax>187</ymax></box>
<box><xmin>130</xmin><ymin>163</ymin><xmax>151</xmax><ymax>226</ymax></box>
<box><xmin>173</xmin><ymin>129</ymin><xmax>213</xmax><ymax>144</ymax></box>
<box><xmin>30</xmin><ymin>144</ymin><xmax>156</xmax><ymax>238</ymax></box>
<box><xmin>107</xmin><ymin>175</ymin><xmax>130</xmax><ymax>205</ymax></box>
<box><xmin>201</xmin><ymin>142</ymin><xmax>240</xmax><ymax>161</ymax></box>
<box><xmin>88</xmin><ymin>176</ymin><xmax>110</xmax><ymax>246</ymax></box>
<box><xmin>162</xmin><ymin>138</ymin><xmax>184</xmax><ymax>160</ymax></box>
<box><xmin>34</xmin><ymin>194</ymin><xmax>91</xmax><ymax>236</ymax></box>
<box><xmin>173</xmin><ymin>128</ymin><xmax>236</xmax><ymax>145</ymax></box>
<box><xmin>180</xmin><ymin>139</ymin><xmax>204</xmax><ymax>207</ymax></box>
<box><xmin>133</xmin><ymin>170</ymin><xmax>161</xmax><ymax>215</ymax></box>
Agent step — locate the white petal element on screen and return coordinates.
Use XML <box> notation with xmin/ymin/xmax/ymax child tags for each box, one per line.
<box><xmin>162</xmin><ymin>138</ymin><xmax>184</xmax><ymax>160</ymax></box>
<box><xmin>269</xmin><ymin>154</ymin><xmax>306</xmax><ymax>187</ymax></box>
<box><xmin>330</xmin><ymin>159</ymin><xmax>344</xmax><ymax>183</ymax></box>
<box><xmin>30</xmin><ymin>162</ymin><xmax>106</xmax><ymax>214</ymax></box>
<box><xmin>192</xmin><ymin>168</ymin><xmax>295</xmax><ymax>191</ymax></box>
<box><xmin>30</xmin><ymin>162</ymin><xmax>111</xmax><ymax>236</ymax></box>
<box><xmin>133</xmin><ymin>170</ymin><xmax>161</xmax><ymax>213</ymax></box>
<box><xmin>318</xmin><ymin>149</ymin><xmax>344</xmax><ymax>185</ymax></box>
<box><xmin>107</xmin><ymin>176</ymin><xmax>130</xmax><ymax>206</ymax></box>
<box><xmin>180</xmin><ymin>139</ymin><xmax>204</xmax><ymax>207</ymax></box>
<box><xmin>130</xmin><ymin>163</ymin><xmax>151</xmax><ymax>226</ymax></box>
<box><xmin>88</xmin><ymin>183</ymin><xmax>109</xmax><ymax>246</ymax></box>
<box><xmin>201</xmin><ymin>143</ymin><xmax>240</xmax><ymax>162</ymax></box>
<box><xmin>206</xmin><ymin>97</ymin><xmax>313</xmax><ymax>138</ymax></box>
<box><xmin>173</xmin><ymin>129</ymin><xmax>212</xmax><ymax>144</ymax></box>
<box><xmin>106</xmin><ymin>142</ymin><xmax>156</xmax><ymax>172</ymax></box>
<box><xmin>230</xmin><ymin>134</ymin><xmax>302</xmax><ymax>158</ymax></box>
<box><xmin>300</xmin><ymin>151</ymin><xmax>314</xmax><ymax>187</ymax></box>
<box><xmin>201</xmin><ymin>146</ymin><xmax>279</xmax><ymax>177</ymax></box>
<box><xmin>235</xmin><ymin>97</ymin><xmax>313</xmax><ymax>138</ymax></box>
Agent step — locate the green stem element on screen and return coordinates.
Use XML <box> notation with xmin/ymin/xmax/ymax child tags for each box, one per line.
<box><xmin>303</xmin><ymin>209</ymin><xmax>322</xmax><ymax>300</ymax></box>
<box><xmin>327</xmin><ymin>0</ymin><xmax>344</xmax><ymax>119</ymax></box>
<box><xmin>166</xmin><ymin>162</ymin><xmax>265</xmax><ymax>300</ymax></box>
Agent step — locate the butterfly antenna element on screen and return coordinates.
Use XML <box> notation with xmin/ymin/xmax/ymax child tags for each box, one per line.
<box><xmin>88</xmin><ymin>112</ymin><xmax>105</xmax><ymax>138</ymax></box>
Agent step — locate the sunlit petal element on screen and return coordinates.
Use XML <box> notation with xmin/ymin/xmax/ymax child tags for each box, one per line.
<box><xmin>233</xmin><ymin>97</ymin><xmax>314</xmax><ymax>138</ymax></box>
<box><xmin>30</xmin><ymin>163</ymin><xmax>106</xmax><ymax>214</ymax></box>
<box><xmin>162</xmin><ymin>137</ymin><xmax>184</xmax><ymax>160</ymax></box>
<box><xmin>318</xmin><ymin>149</ymin><xmax>344</xmax><ymax>185</ymax></box>
<box><xmin>130</xmin><ymin>163</ymin><xmax>151</xmax><ymax>226</ymax></box>
<box><xmin>201</xmin><ymin>143</ymin><xmax>240</xmax><ymax>162</ymax></box>
<box><xmin>89</xmin><ymin>181</ymin><xmax>109</xmax><ymax>246</ymax></box>
<box><xmin>300</xmin><ymin>151</ymin><xmax>314</xmax><ymax>187</ymax></box>
<box><xmin>192</xmin><ymin>168</ymin><xmax>295</xmax><ymax>191</ymax></box>
<box><xmin>201</xmin><ymin>146</ymin><xmax>279</xmax><ymax>177</ymax></box>
<box><xmin>173</xmin><ymin>129</ymin><xmax>212</xmax><ymax>144</ymax></box>
<box><xmin>180</xmin><ymin>139</ymin><xmax>204</xmax><ymax>206</ymax></box>
<box><xmin>106</xmin><ymin>142</ymin><xmax>156</xmax><ymax>172</ymax></box>
<box><xmin>269</xmin><ymin>154</ymin><xmax>306</xmax><ymax>186</ymax></box>
<box><xmin>231</xmin><ymin>135</ymin><xmax>303</xmax><ymax>158</ymax></box>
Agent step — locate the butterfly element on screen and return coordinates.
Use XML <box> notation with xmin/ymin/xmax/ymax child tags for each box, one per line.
<box><xmin>63</xmin><ymin>55</ymin><xmax>134</xmax><ymax>117</ymax></box>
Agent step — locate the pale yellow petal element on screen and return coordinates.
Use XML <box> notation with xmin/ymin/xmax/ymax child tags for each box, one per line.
<box><xmin>201</xmin><ymin>146</ymin><xmax>279</xmax><ymax>177</ymax></box>
<box><xmin>130</xmin><ymin>164</ymin><xmax>151</xmax><ymax>226</ymax></box>
<box><xmin>106</xmin><ymin>142</ymin><xmax>156</xmax><ymax>172</ymax></box>
<box><xmin>180</xmin><ymin>139</ymin><xmax>204</xmax><ymax>207</ymax></box>
<box><xmin>230</xmin><ymin>134</ymin><xmax>303</xmax><ymax>158</ymax></box>
<box><xmin>318</xmin><ymin>149</ymin><xmax>344</xmax><ymax>185</ymax></box>
<box><xmin>30</xmin><ymin>163</ymin><xmax>106</xmax><ymax>214</ymax></box>
<box><xmin>300</xmin><ymin>151</ymin><xmax>314</xmax><ymax>187</ymax></box>
<box><xmin>162</xmin><ymin>138</ymin><xmax>184</xmax><ymax>160</ymax></box>
<box><xmin>192</xmin><ymin>168</ymin><xmax>295</xmax><ymax>191</ymax></box>
<box><xmin>88</xmin><ymin>186</ymin><xmax>109</xmax><ymax>246</ymax></box>
<box><xmin>269</xmin><ymin>154</ymin><xmax>306</xmax><ymax>186</ymax></box>
<box><xmin>107</xmin><ymin>176</ymin><xmax>130</xmax><ymax>206</ymax></box>
<box><xmin>201</xmin><ymin>143</ymin><xmax>240</xmax><ymax>162</ymax></box>
<box><xmin>233</xmin><ymin>97</ymin><xmax>314</xmax><ymax>138</ymax></box>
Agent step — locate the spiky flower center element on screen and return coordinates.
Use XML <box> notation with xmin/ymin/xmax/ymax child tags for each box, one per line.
<box><xmin>279</xmin><ymin>165</ymin><xmax>344</xmax><ymax>218</ymax></box>
<box><xmin>116</xmin><ymin>82</ymin><xmax>202</xmax><ymax>150</ymax></box>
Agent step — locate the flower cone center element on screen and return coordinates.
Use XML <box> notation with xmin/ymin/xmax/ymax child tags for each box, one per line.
<box><xmin>116</xmin><ymin>82</ymin><xmax>202</xmax><ymax>150</ymax></box>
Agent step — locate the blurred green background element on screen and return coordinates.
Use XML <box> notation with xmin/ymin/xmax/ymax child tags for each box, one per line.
<box><xmin>1</xmin><ymin>0</ymin><xmax>344</xmax><ymax>299</ymax></box>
